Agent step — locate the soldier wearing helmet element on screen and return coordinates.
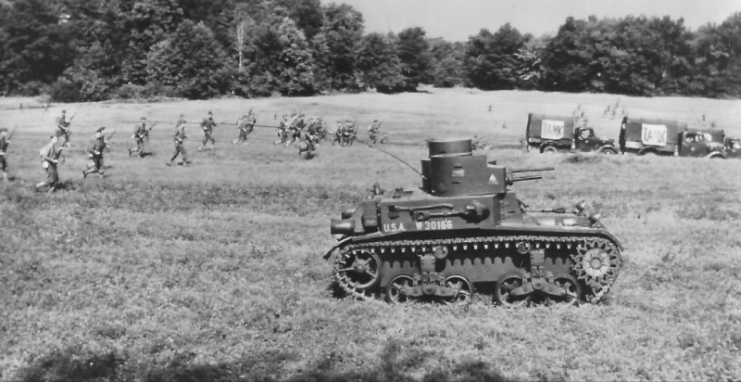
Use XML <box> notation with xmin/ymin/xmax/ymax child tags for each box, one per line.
<box><xmin>199</xmin><ymin>111</ymin><xmax>217</xmax><ymax>151</ymax></box>
<box><xmin>35</xmin><ymin>135</ymin><xmax>64</xmax><ymax>192</ymax></box>
<box><xmin>83</xmin><ymin>127</ymin><xmax>109</xmax><ymax>178</ymax></box>
<box><xmin>167</xmin><ymin>115</ymin><xmax>189</xmax><ymax>166</ymax></box>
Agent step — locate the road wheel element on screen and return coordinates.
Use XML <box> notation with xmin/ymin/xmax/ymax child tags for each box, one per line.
<box><xmin>494</xmin><ymin>273</ymin><xmax>532</xmax><ymax>308</ymax></box>
<box><xmin>600</xmin><ymin>147</ymin><xmax>617</xmax><ymax>155</ymax></box>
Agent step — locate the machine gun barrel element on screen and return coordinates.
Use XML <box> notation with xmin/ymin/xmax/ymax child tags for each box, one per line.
<box><xmin>511</xmin><ymin>175</ymin><xmax>543</xmax><ymax>183</ymax></box>
<box><xmin>510</xmin><ymin>167</ymin><xmax>554</xmax><ymax>173</ymax></box>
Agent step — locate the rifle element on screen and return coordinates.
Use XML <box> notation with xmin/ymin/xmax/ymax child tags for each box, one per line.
<box><xmin>106</xmin><ymin>129</ymin><xmax>116</xmax><ymax>141</ymax></box>
<box><xmin>147</xmin><ymin>122</ymin><xmax>158</xmax><ymax>132</ymax></box>
<box><xmin>68</xmin><ymin>110</ymin><xmax>77</xmax><ymax>124</ymax></box>
<box><xmin>7</xmin><ymin>125</ymin><xmax>18</xmax><ymax>140</ymax></box>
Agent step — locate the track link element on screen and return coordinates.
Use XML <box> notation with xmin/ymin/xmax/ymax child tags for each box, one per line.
<box><xmin>331</xmin><ymin>235</ymin><xmax>622</xmax><ymax>304</ymax></box>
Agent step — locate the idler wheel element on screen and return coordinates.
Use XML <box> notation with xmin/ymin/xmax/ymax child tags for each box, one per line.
<box><xmin>441</xmin><ymin>275</ymin><xmax>473</xmax><ymax>306</ymax></box>
<box><xmin>494</xmin><ymin>273</ymin><xmax>532</xmax><ymax>308</ymax></box>
<box><xmin>386</xmin><ymin>275</ymin><xmax>414</xmax><ymax>304</ymax></box>
<box><xmin>335</xmin><ymin>250</ymin><xmax>381</xmax><ymax>291</ymax></box>
<box><xmin>574</xmin><ymin>240</ymin><xmax>621</xmax><ymax>281</ymax></box>
<box><xmin>544</xmin><ymin>274</ymin><xmax>581</xmax><ymax>307</ymax></box>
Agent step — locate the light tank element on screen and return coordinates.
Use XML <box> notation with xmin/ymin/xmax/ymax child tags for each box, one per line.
<box><xmin>324</xmin><ymin>138</ymin><xmax>623</xmax><ymax>306</ymax></box>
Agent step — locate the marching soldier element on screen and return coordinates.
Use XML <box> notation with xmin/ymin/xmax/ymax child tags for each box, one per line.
<box><xmin>285</xmin><ymin>113</ymin><xmax>304</xmax><ymax>147</ymax></box>
<box><xmin>56</xmin><ymin>109</ymin><xmax>73</xmax><ymax>147</ymax></box>
<box><xmin>83</xmin><ymin>127</ymin><xmax>110</xmax><ymax>178</ymax></box>
<box><xmin>129</xmin><ymin>117</ymin><xmax>151</xmax><ymax>157</ymax></box>
<box><xmin>275</xmin><ymin>114</ymin><xmax>289</xmax><ymax>145</ymax></box>
<box><xmin>167</xmin><ymin>115</ymin><xmax>189</xmax><ymax>166</ymax></box>
<box><xmin>198</xmin><ymin>111</ymin><xmax>217</xmax><ymax>151</ymax></box>
<box><xmin>233</xmin><ymin>111</ymin><xmax>256</xmax><ymax>144</ymax></box>
<box><xmin>367</xmin><ymin>119</ymin><xmax>381</xmax><ymax>144</ymax></box>
<box><xmin>0</xmin><ymin>128</ymin><xmax>9</xmax><ymax>182</ymax></box>
<box><xmin>35</xmin><ymin>135</ymin><xmax>64</xmax><ymax>192</ymax></box>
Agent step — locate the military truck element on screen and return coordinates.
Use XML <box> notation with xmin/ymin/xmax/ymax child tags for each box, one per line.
<box><xmin>525</xmin><ymin>113</ymin><xmax>617</xmax><ymax>154</ymax></box>
<box><xmin>619</xmin><ymin>117</ymin><xmax>688</xmax><ymax>156</ymax></box>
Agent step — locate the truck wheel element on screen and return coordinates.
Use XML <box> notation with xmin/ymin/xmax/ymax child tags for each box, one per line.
<box><xmin>600</xmin><ymin>147</ymin><xmax>617</xmax><ymax>155</ymax></box>
<box><xmin>639</xmin><ymin>150</ymin><xmax>656</xmax><ymax>157</ymax></box>
<box><xmin>542</xmin><ymin>146</ymin><xmax>558</xmax><ymax>154</ymax></box>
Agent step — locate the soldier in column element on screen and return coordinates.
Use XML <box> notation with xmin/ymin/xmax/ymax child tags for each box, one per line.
<box><xmin>83</xmin><ymin>127</ymin><xmax>110</xmax><ymax>178</ymax></box>
<box><xmin>129</xmin><ymin>117</ymin><xmax>151</xmax><ymax>157</ymax></box>
<box><xmin>198</xmin><ymin>111</ymin><xmax>217</xmax><ymax>151</ymax></box>
<box><xmin>0</xmin><ymin>128</ymin><xmax>10</xmax><ymax>182</ymax></box>
<box><xmin>167</xmin><ymin>116</ymin><xmax>189</xmax><ymax>166</ymax></box>
<box><xmin>233</xmin><ymin>111</ymin><xmax>256</xmax><ymax>144</ymax></box>
<box><xmin>35</xmin><ymin>135</ymin><xmax>64</xmax><ymax>192</ymax></box>
<box><xmin>367</xmin><ymin>119</ymin><xmax>381</xmax><ymax>144</ymax></box>
<box><xmin>275</xmin><ymin>114</ymin><xmax>289</xmax><ymax>145</ymax></box>
<box><xmin>56</xmin><ymin>109</ymin><xmax>73</xmax><ymax>147</ymax></box>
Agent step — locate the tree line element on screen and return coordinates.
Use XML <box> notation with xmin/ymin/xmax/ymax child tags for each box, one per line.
<box><xmin>1</xmin><ymin>0</ymin><xmax>740</xmax><ymax>101</ymax></box>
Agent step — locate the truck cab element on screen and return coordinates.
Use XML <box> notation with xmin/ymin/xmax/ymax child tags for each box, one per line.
<box><xmin>678</xmin><ymin>131</ymin><xmax>715</xmax><ymax>158</ymax></box>
<box><xmin>725</xmin><ymin>137</ymin><xmax>741</xmax><ymax>159</ymax></box>
<box><xmin>575</xmin><ymin>127</ymin><xmax>617</xmax><ymax>154</ymax></box>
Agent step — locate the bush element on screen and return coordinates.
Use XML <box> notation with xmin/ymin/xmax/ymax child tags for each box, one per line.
<box><xmin>17</xmin><ymin>81</ymin><xmax>48</xmax><ymax>96</ymax></box>
<box><xmin>112</xmin><ymin>84</ymin><xmax>146</xmax><ymax>100</ymax></box>
<box><xmin>48</xmin><ymin>79</ymin><xmax>82</xmax><ymax>103</ymax></box>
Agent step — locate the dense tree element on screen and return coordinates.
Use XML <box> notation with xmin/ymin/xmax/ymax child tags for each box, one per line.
<box><xmin>0</xmin><ymin>0</ymin><xmax>75</xmax><ymax>95</ymax></box>
<box><xmin>463</xmin><ymin>24</ymin><xmax>528</xmax><ymax>90</ymax></box>
<box><xmin>320</xmin><ymin>3</ymin><xmax>364</xmax><ymax>90</ymax></box>
<box><xmin>1</xmin><ymin>0</ymin><xmax>741</xmax><ymax>100</ymax></box>
<box><xmin>146</xmin><ymin>20</ymin><xmax>230</xmax><ymax>99</ymax></box>
<box><xmin>273</xmin><ymin>17</ymin><xmax>315</xmax><ymax>96</ymax></box>
<box><xmin>396</xmin><ymin>27</ymin><xmax>431</xmax><ymax>90</ymax></box>
<box><xmin>428</xmin><ymin>38</ymin><xmax>465</xmax><ymax>88</ymax></box>
<box><xmin>355</xmin><ymin>33</ymin><xmax>405</xmax><ymax>93</ymax></box>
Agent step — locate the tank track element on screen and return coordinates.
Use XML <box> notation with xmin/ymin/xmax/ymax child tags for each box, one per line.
<box><xmin>332</xmin><ymin>235</ymin><xmax>622</xmax><ymax>305</ymax></box>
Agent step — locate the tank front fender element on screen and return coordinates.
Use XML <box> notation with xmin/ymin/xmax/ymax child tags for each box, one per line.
<box><xmin>322</xmin><ymin>237</ymin><xmax>354</xmax><ymax>260</ymax></box>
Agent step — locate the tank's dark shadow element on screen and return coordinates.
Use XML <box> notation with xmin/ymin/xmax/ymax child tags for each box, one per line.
<box><xmin>12</xmin><ymin>342</ymin><xmax>513</xmax><ymax>382</ymax></box>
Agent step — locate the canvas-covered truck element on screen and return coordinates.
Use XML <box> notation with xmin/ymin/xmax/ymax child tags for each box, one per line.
<box><xmin>525</xmin><ymin>114</ymin><xmax>618</xmax><ymax>154</ymax></box>
<box><xmin>619</xmin><ymin>117</ymin><xmax>688</xmax><ymax>156</ymax></box>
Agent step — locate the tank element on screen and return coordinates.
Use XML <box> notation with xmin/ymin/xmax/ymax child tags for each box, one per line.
<box><xmin>324</xmin><ymin>138</ymin><xmax>623</xmax><ymax>306</ymax></box>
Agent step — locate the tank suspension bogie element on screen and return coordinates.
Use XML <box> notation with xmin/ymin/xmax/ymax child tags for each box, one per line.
<box><xmin>331</xmin><ymin>235</ymin><xmax>622</xmax><ymax>305</ymax></box>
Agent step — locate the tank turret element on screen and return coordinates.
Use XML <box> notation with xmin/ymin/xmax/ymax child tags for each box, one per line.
<box><xmin>326</xmin><ymin>138</ymin><xmax>623</xmax><ymax>306</ymax></box>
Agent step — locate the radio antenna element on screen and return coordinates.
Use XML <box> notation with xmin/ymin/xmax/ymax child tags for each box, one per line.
<box><xmin>361</xmin><ymin>139</ymin><xmax>425</xmax><ymax>178</ymax></box>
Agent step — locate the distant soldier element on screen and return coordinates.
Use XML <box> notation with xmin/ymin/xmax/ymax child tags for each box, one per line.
<box><xmin>285</xmin><ymin>113</ymin><xmax>304</xmax><ymax>147</ymax></box>
<box><xmin>167</xmin><ymin>115</ymin><xmax>189</xmax><ymax>166</ymax></box>
<box><xmin>198</xmin><ymin>111</ymin><xmax>217</xmax><ymax>151</ymax></box>
<box><xmin>332</xmin><ymin>121</ymin><xmax>344</xmax><ymax>145</ymax></box>
<box><xmin>275</xmin><ymin>114</ymin><xmax>290</xmax><ymax>145</ymax></box>
<box><xmin>342</xmin><ymin>120</ymin><xmax>356</xmax><ymax>146</ymax></box>
<box><xmin>35</xmin><ymin>135</ymin><xmax>64</xmax><ymax>192</ymax></box>
<box><xmin>56</xmin><ymin>109</ymin><xmax>73</xmax><ymax>147</ymax></box>
<box><xmin>0</xmin><ymin>128</ymin><xmax>9</xmax><ymax>182</ymax></box>
<box><xmin>83</xmin><ymin>127</ymin><xmax>109</xmax><ymax>178</ymax></box>
<box><xmin>367</xmin><ymin>119</ymin><xmax>382</xmax><ymax>144</ymax></box>
<box><xmin>129</xmin><ymin>117</ymin><xmax>152</xmax><ymax>157</ymax></box>
<box><xmin>233</xmin><ymin>111</ymin><xmax>256</xmax><ymax>144</ymax></box>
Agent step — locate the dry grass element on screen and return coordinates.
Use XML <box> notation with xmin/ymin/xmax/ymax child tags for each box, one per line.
<box><xmin>1</xmin><ymin>88</ymin><xmax>741</xmax><ymax>381</ymax></box>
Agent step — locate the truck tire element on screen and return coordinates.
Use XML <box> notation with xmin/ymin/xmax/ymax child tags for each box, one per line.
<box><xmin>542</xmin><ymin>146</ymin><xmax>558</xmax><ymax>154</ymax></box>
<box><xmin>600</xmin><ymin>147</ymin><xmax>617</xmax><ymax>155</ymax></box>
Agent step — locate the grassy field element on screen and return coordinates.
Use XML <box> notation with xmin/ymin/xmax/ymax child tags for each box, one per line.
<box><xmin>1</xmin><ymin>88</ymin><xmax>741</xmax><ymax>381</ymax></box>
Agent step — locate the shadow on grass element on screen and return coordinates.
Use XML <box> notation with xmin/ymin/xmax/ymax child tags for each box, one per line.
<box><xmin>14</xmin><ymin>342</ymin><xmax>515</xmax><ymax>382</ymax></box>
